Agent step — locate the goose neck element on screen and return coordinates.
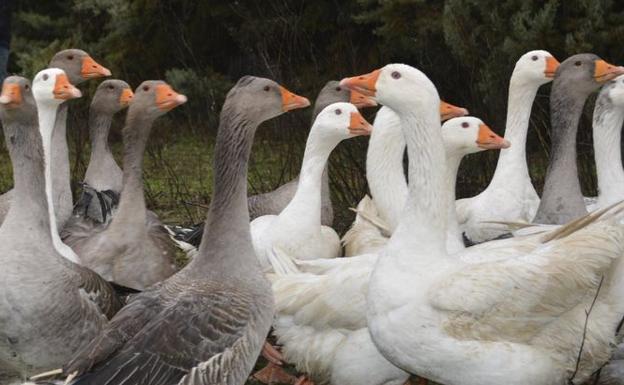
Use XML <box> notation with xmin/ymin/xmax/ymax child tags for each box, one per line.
<box><xmin>88</xmin><ymin>111</ymin><xmax>114</xmax><ymax>157</ymax></box>
<box><xmin>84</xmin><ymin>111</ymin><xmax>122</xmax><ymax>190</ymax></box>
<box><xmin>593</xmin><ymin>101</ymin><xmax>624</xmax><ymax>204</ymax></box>
<box><xmin>50</xmin><ymin>103</ymin><xmax>72</xmax><ymax>227</ymax></box>
<box><xmin>444</xmin><ymin>150</ymin><xmax>465</xmax><ymax>253</ymax></box>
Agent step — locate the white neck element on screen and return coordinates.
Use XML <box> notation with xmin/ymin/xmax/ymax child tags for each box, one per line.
<box><xmin>388</xmin><ymin>107</ymin><xmax>448</xmax><ymax>259</ymax></box>
<box><xmin>37</xmin><ymin>101</ymin><xmax>81</xmax><ymax>263</ymax></box>
<box><xmin>444</xmin><ymin>150</ymin><xmax>466</xmax><ymax>254</ymax></box>
<box><xmin>368</xmin><ymin>106</ymin><xmax>408</xmax><ymax>231</ymax></box>
<box><xmin>488</xmin><ymin>78</ymin><xmax>539</xmax><ymax>189</ymax></box>
<box><xmin>277</xmin><ymin>127</ymin><xmax>338</xmax><ymax>231</ymax></box>
<box><xmin>593</xmin><ymin>103</ymin><xmax>624</xmax><ymax>207</ymax></box>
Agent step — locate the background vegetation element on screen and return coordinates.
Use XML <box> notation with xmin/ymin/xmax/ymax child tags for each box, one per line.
<box><xmin>4</xmin><ymin>0</ymin><xmax>624</xmax><ymax>232</ymax></box>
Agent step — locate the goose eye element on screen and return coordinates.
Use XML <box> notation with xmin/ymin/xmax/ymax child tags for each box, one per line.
<box><xmin>263</xmin><ymin>85</ymin><xmax>270</xmax><ymax>92</ymax></box>
<box><xmin>335</xmin><ymin>109</ymin><xmax>342</xmax><ymax>115</ymax></box>
<box><xmin>108</xmin><ymin>85</ymin><xmax>115</xmax><ymax>90</ymax></box>
<box><xmin>24</xmin><ymin>85</ymin><xmax>29</xmax><ymax>91</ymax></box>
<box><xmin>461</xmin><ymin>122</ymin><xmax>470</xmax><ymax>128</ymax></box>
<box><xmin>575</xmin><ymin>61</ymin><xmax>582</xmax><ymax>67</ymax></box>
<box><xmin>531</xmin><ymin>55</ymin><xmax>538</xmax><ymax>61</ymax></box>
<box><xmin>335</xmin><ymin>86</ymin><xmax>342</xmax><ymax>92</ymax></box>
<box><xmin>42</xmin><ymin>74</ymin><xmax>49</xmax><ymax>81</ymax></box>
<box><xmin>143</xmin><ymin>85</ymin><xmax>150</xmax><ymax>92</ymax></box>
<box><xmin>391</xmin><ymin>71</ymin><xmax>401</xmax><ymax>79</ymax></box>
<box><xmin>67</xmin><ymin>55</ymin><xmax>74</xmax><ymax>60</ymax></box>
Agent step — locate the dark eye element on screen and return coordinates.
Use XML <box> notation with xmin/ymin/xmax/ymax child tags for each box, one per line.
<box><xmin>335</xmin><ymin>86</ymin><xmax>341</xmax><ymax>92</ymax></box>
<box><xmin>143</xmin><ymin>85</ymin><xmax>149</xmax><ymax>92</ymax></box>
<box><xmin>263</xmin><ymin>85</ymin><xmax>270</xmax><ymax>92</ymax></box>
<box><xmin>461</xmin><ymin>122</ymin><xmax>470</xmax><ymax>128</ymax></box>
<box><xmin>391</xmin><ymin>71</ymin><xmax>401</xmax><ymax>79</ymax></box>
<box><xmin>531</xmin><ymin>55</ymin><xmax>538</xmax><ymax>61</ymax></box>
<box><xmin>575</xmin><ymin>61</ymin><xmax>582</xmax><ymax>67</ymax></box>
<box><xmin>24</xmin><ymin>84</ymin><xmax>29</xmax><ymax>91</ymax></box>
<box><xmin>335</xmin><ymin>109</ymin><xmax>342</xmax><ymax>115</ymax></box>
<box><xmin>108</xmin><ymin>85</ymin><xmax>114</xmax><ymax>90</ymax></box>
<box><xmin>67</xmin><ymin>55</ymin><xmax>74</xmax><ymax>60</ymax></box>
<box><xmin>42</xmin><ymin>74</ymin><xmax>49</xmax><ymax>81</ymax></box>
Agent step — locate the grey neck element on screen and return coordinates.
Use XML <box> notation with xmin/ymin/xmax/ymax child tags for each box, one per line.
<box><xmin>84</xmin><ymin>110</ymin><xmax>122</xmax><ymax>191</ymax></box>
<box><xmin>2</xmin><ymin>116</ymin><xmax>52</xmax><ymax>238</ymax></box>
<box><xmin>533</xmin><ymin>83</ymin><xmax>588</xmax><ymax>224</ymax></box>
<box><xmin>51</xmin><ymin>103</ymin><xmax>72</xmax><ymax>228</ymax></box>
<box><xmin>193</xmin><ymin>108</ymin><xmax>259</xmax><ymax>277</ymax></box>
<box><xmin>108</xmin><ymin>113</ymin><xmax>153</xmax><ymax>234</ymax></box>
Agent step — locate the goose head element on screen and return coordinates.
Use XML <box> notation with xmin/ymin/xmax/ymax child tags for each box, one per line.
<box><xmin>512</xmin><ymin>50</ymin><xmax>560</xmax><ymax>85</ymax></box>
<box><xmin>313</xmin><ymin>102</ymin><xmax>373</xmax><ymax>142</ymax></box>
<box><xmin>130</xmin><ymin>80</ymin><xmax>187</xmax><ymax>118</ymax></box>
<box><xmin>32</xmin><ymin>68</ymin><xmax>82</xmax><ymax>107</ymax></box>
<box><xmin>225</xmin><ymin>76</ymin><xmax>310</xmax><ymax>123</ymax></box>
<box><xmin>0</xmin><ymin>76</ymin><xmax>37</xmax><ymax>120</ymax></box>
<box><xmin>340</xmin><ymin>63</ymin><xmax>439</xmax><ymax>117</ymax></box>
<box><xmin>49</xmin><ymin>49</ymin><xmax>111</xmax><ymax>85</ymax></box>
<box><xmin>442</xmin><ymin>117</ymin><xmax>510</xmax><ymax>155</ymax></box>
<box><xmin>555</xmin><ymin>54</ymin><xmax>624</xmax><ymax>96</ymax></box>
<box><xmin>91</xmin><ymin>79</ymin><xmax>134</xmax><ymax>114</ymax></box>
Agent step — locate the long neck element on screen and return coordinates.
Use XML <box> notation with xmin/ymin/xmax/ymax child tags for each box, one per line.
<box><xmin>194</xmin><ymin>109</ymin><xmax>259</xmax><ymax>276</ymax></box>
<box><xmin>533</xmin><ymin>84</ymin><xmax>588</xmax><ymax>224</ymax></box>
<box><xmin>2</xmin><ymin>117</ymin><xmax>52</xmax><ymax>239</ymax></box>
<box><xmin>368</xmin><ymin>107</ymin><xmax>408</xmax><ymax>231</ymax></box>
<box><xmin>84</xmin><ymin>110</ymin><xmax>122</xmax><ymax>190</ymax></box>
<box><xmin>444</xmin><ymin>150</ymin><xmax>466</xmax><ymax>254</ymax></box>
<box><xmin>51</xmin><ymin>103</ymin><xmax>72</xmax><ymax>227</ymax></box>
<box><xmin>279</xmin><ymin>128</ymin><xmax>336</xmax><ymax>229</ymax></box>
<box><xmin>489</xmin><ymin>79</ymin><xmax>539</xmax><ymax>187</ymax></box>
<box><xmin>389</xmin><ymin>106</ymin><xmax>448</xmax><ymax>257</ymax></box>
<box><xmin>593</xmin><ymin>97</ymin><xmax>624</xmax><ymax>206</ymax></box>
<box><xmin>109</xmin><ymin>113</ymin><xmax>152</xmax><ymax>233</ymax></box>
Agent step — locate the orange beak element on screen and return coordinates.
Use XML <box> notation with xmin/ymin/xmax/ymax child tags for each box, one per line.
<box><xmin>81</xmin><ymin>56</ymin><xmax>112</xmax><ymax>79</ymax></box>
<box><xmin>477</xmin><ymin>124</ymin><xmax>510</xmax><ymax>150</ymax></box>
<box><xmin>348</xmin><ymin>111</ymin><xmax>373</xmax><ymax>136</ymax></box>
<box><xmin>53</xmin><ymin>74</ymin><xmax>82</xmax><ymax>100</ymax></box>
<box><xmin>350</xmin><ymin>89</ymin><xmax>378</xmax><ymax>108</ymax></box>
<box><xmin>279</xmin><ymin>86</ymin><xmax>310</xmax><ymax>112</ymax></box>
<box><xmin>119</xmin><ymin>88</ymin><xmax>134</xmax><ymax>107</ymax></box>
<box><xmin>440</xmin><ymin>101</ymin><xmax>468</xmax><ymax>122</ymax></box>
<box><xmin>544</xmin><ymin>56</ymin><xmax>560</xmax><ymax>78</ymax></box>
<box><xmin>0</xmin><ymin>83</ymin><xmax>22</xmax><ymax>109</ymax></box>
<box><xmin>594</xmin><ymin>60</ymin><xmax>624</xmax><ymax>83</ymax></box>
<box><xmin>339</xmin><ymin>69</ymin><xmax>381</xmax><ymax>97</ymax></box>
<box><xmin>155</xmin><ymin>84</ymin><xmax>187</xmax><ymax>111</ymax></box>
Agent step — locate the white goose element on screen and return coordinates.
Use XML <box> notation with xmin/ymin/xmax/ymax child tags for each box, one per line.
<box><xmin>268</xmin><ymin>117</ymin><xmax>509</xmax><ymax>385</ymax></box>
<box><xmin>341</xmin><ymin>63</ymin><xmax>624</xmax><ymax>385</ymax></box>
<box><xmin>250</xmin><ymin>102</ymin><xmax>372</xmax><ymax>271</ymax></box>
<box><xmin>455</xmin><ymin>50</ymin><xmax>559</xmax><ymax>244</ymax></box>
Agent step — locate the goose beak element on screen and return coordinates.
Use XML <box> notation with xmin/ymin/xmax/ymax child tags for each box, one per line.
<box><xmin>340</xmin><ymin>69</ymin><xmax>381</xmax><ymax>97</ymax></box>
<box><xmin>544</xmin><ymin>56</ymin><xmax>560</xmax><ymax>78</ymax></box>
<box><xmin>476</xmin><ymin>124</ymin><xmax>510</xmax><ymax>150</ymax></box>
<box><xmin>350</xmin><ymin>89</ymin><xmax>378</xmax><ymax>108</ymax></box>
<box><xmin>594</xmin><ymin>60</ymin><xmax>624</xmax><ymax>83</ymax></box>
<box><xmin>155</xmin><ymin>84</ymin><xmax>187</xmax><ymax>111</ymax></box>
<box><xmin>53</xmin><ymin>74</ymin><xmax>82</xmax><ymax>100</ymax></box>
<box><xmin>279</xmin><ymin>86</ymin><xmax>310</xmax><ymax>112</ymax></box>
<box><xmin>349</xmin><ymin>111</ymin><xmax>373</xmax><ymax>136</ymax></box>
<box><xmin>0</xmin><ymin>83</ymin><xmax>22</xmax><ymax>108</ymax></box>
<box><xmin>440</xmin><ymin>101</ymin><xmax>468</xmax><ymax>122</ymax></box>
<box><xmin>81</xmin><ymin>56</ymin><xmax>112</xmax><ymax>79</ymax></box>
<box><xmin>119</xmin><ymin>88</ymin><xmax>134</xmax><ymax>107</ymax></box>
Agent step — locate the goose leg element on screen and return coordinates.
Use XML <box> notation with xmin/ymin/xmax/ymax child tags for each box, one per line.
<box><xmin>294</xmin><ymin>375</ymin><xmax>315</xmax><ymax>385</ymax></box>
<box><xmin>253</xmin><ymin>362</ymin><xmax>297</xmax><ymax>384</ymax></box>
<box><xmin>261</xmin><ymin>341</ymin><xmax>283</xmax><ymax>365</ymax></box>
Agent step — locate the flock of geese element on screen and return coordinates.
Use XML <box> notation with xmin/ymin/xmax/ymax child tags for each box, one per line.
<box><xmin>0</xmin><ymin>47</ymin><xmax>624</xmax><ymax>385</ymax></box>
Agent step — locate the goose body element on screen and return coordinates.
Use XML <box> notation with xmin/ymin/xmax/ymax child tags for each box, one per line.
<box><xmin>62</xmin><ymin>77</ymin><xmax>310</xmax><ymax>385</ymax></box>
<box><xmin>0</xmin><ymin>74</ymin><xmax>120</xmax><ymax>381</ymax></box>
<box><xmin>340</xmin><ymin>61</ymin><xmax>624</xmax><ymax>385</ymax></box>
<box><xmin>251</xmin><ymin>103</ymin><xmax>372</xmax><ymax>270</ymax></box>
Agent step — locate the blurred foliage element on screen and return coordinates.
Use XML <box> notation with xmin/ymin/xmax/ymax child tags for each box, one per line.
<box><xmin>4</xmin><ymin>0</ymin><xmax>624</xmax><ymax>230</ymax></box>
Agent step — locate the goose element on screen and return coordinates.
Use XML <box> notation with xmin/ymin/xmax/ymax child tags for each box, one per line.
<box><xmin>72</xmin><ymin>79</ymin><xmax>133</xmax><ymax>224</ymax></box>
<box><xmin>534</xmin><ymin>55</ymin><xmax>624</xmax><ymax>224</ymax></box>
<box><xmin>343</xmin><ymin>100</ymin><xmax>469</xmax><ymax>257</ymax></box>
<box><xmin>60</xmin><ymin>76</ymin><xmax>310</xmax><ymax>385</ymax></box>
<box><xmin>251</xmin><ymin>103</ymin><xmax>372</xmax><ymax>271</ymax></box>
<box><xmin>61</xmin><ymin>81</ymin><xmax>185</xmax><ymax>290</ymax></box>
<box><xmin>455</xmin><ymin>50</ymin><xmax>559</xmax><ymax>243</ymax></box>
<box><xmin>341</xmin><ymin>61</ymin><xmax>624</xmax><ymax>385</ymax></box>
<box><xmin>0</xmin><ymin>75</ymin><xmax>121</xmax><ymax>381</ymax></box>
<box><xmin>265</xmin><ymin>117</ymin><xmax>509</xmax><ymax>385</ymax></box>
<box><xmin>182</xmin><ymin>80</ymin><xmax>375</xmax><ymax>247</ymax></box>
